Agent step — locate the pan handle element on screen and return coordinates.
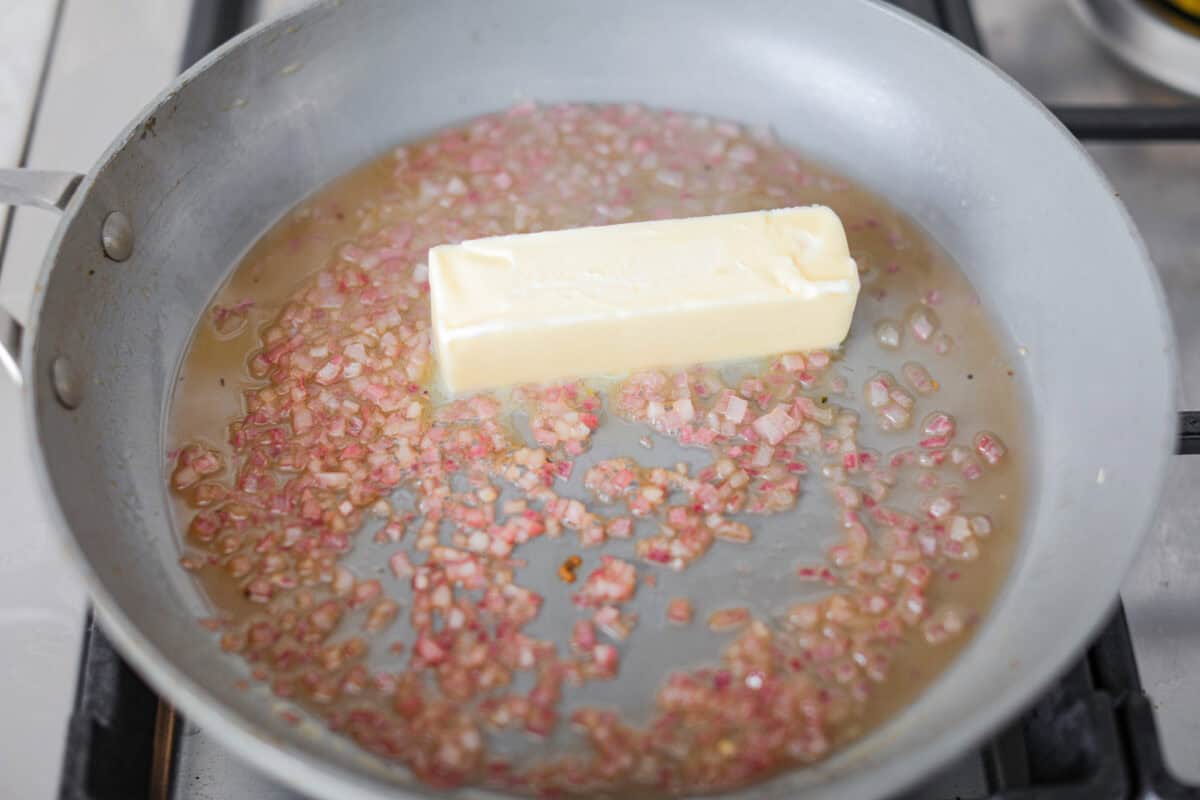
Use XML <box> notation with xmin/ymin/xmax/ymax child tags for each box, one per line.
<box><xmin>0</xmin><ymin>168</ymin><xmax>84</xmax><ymax>383</ymax></box>
<box><xmin>0</xmin><ymin>169</ymin><xmax>82</xmax><ymax>212</ymax></box>
<box><xmin>1178</xmin><ymin>411</ymin><xmax>1200</xmax><ymax>455</ymax></box>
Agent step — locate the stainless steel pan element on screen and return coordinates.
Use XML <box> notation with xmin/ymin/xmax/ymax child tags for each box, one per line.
<box><xmin>0</xmin><ymin>1</ymin><xmax>1178</xmax><ymax>798</ymax></box>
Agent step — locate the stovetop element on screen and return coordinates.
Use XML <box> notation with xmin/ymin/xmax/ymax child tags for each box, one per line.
<box><xmin>28</xmin><ymin>1</ymin><xmax>1200</xmax><ymax>798</ymax></box>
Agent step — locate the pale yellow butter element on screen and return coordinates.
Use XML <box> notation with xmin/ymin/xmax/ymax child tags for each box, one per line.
<box><xmin>428</xmin><ymin>206</ymin><xmax>860</xmax><ymax>393</ymax></box>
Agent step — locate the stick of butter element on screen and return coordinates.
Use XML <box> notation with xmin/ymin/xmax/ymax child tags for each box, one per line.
<box><xmin>429</xmin><ymin>206</ymin><xmax>860</xmax><ymax>393</ymax></box>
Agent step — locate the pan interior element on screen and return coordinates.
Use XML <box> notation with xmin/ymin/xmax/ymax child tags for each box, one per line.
<box><xmin>165</xmin><ymin>100</ymin><xmax>1029</xmax><ymax>789</ymax></box>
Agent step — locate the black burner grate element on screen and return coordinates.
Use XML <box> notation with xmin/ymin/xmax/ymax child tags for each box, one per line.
<box><xmin>973</xmin><ymin>605</ymin><xmax>1200</xmax><ymax>799</ymax></box>
<box><xmin>56</xmin><ymin>1</ymin><xmax>1200</xmax><ymax>798</ymax></box>
<box><xmin>59</xmin><ymin>617</ymin><xmax>172</xmax><ymax>800</ymax></box>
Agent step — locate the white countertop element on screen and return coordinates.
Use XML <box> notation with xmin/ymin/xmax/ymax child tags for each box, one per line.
<box><xmin>0</xmin><ymin>2</ymin><xmax>189</xmax><ymax>797</ymax></box>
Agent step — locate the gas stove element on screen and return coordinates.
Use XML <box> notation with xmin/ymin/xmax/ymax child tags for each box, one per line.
<box><xmin>3</xmin><ymin>1</ymin><xmax>1198</xmax><ymax>798</ymax></box>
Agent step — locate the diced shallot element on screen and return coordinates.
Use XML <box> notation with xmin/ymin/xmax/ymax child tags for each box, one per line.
<box><xmin>874</xmin><ymin>319</ymin><xmax>902</xmax><ymax>350</ymax></box>
<box><xmin>666</xmin><ymin>597</ymin><xmax>694</xmax><ymax>625</ymax></box>
<box><xmin>707</xmin><ymin>606</ymin><xmax>751</xmax><ymax>632</ymax></box>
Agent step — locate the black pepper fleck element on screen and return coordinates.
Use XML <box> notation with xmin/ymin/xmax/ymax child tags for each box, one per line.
<box><xmin>966</xmin><ymin>373</ymin><xmax>973</xmax><ymax>380</ymax></box>
<box><xmin>219</xmin><ymin>377</ymin><xmax>226</xmax><ymax>387</ymax></box>
<box><xmin>87</xmin><ymin>269</ymin><xmax>95</xmax><ymax>276</ymax></box>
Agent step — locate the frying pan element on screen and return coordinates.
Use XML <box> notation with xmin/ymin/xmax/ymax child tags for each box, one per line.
<box><xmin>0</xmin><ymin>1</ymin><xmax>1178</xmax><ymax>797</ymax></box>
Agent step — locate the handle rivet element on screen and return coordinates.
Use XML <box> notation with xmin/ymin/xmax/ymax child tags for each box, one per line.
<box><xmin>50</xmin><ymin>356</ymin><xmax>81</xmax><ymax>409</ymax></box>
<box><xmin>101</xmin><ymin>211</ymin><xmax>133</xmax><ymax>262</ymax></box>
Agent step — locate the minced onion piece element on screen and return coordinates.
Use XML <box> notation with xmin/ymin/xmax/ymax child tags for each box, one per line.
<box><xmin>874</xmin><ymin>319</ymin><xmax>902</xmax><ymax>350</ymax></box>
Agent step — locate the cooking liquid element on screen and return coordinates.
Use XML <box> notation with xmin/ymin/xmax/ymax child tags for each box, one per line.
<box><xmin>168</xmin><ymin>104</ymin><xmax>1025</xmax><ymax>796</ymax></box>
